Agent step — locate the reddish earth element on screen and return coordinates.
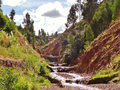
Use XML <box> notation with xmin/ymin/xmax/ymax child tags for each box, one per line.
<box><xmin>43</xmin><ymin>19</ymin><xmax>120</xmax><ymax>75</ymax></box>
<box><xmin>43</xmin><ymin>25</ymin><xmax>75</xmax><ymax>58</ymax></box>
<box><xmin>43</xmin><ymin>39</ymin><xmax>62</xmax><ymax>56</ymax></box>
<box><xmin>73</xmin><ymin>20</ymin><xmax>120</xmax><ymax>73</ymax></box>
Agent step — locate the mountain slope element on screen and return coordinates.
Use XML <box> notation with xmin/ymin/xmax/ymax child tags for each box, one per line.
<box><xmin>0</xmin><ymin>11</ymin><xmax>50</xmax><ymax>89</ymax></box>
<box><xmin>74</xmin><ymin>19</ymin><xmax>120</xmax><ymax>73</ymax></box>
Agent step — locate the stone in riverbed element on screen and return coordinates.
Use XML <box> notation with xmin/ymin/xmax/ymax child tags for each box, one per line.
<box><xmin>66</xmin><ymin>80</ymin><xmax>73</xmax><ymax>83</ymax></box>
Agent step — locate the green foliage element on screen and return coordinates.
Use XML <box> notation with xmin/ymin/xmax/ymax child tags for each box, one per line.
<box><xmin>112</xmin><ymin>55</ymin><xmax>120</xmax><ymax>71</ymax></box>
<box><xmin>83</xmin><ymin>41</ymin><xmax>90</xmax><ymax>50</ymax></box>
<box><xmin>92</xmin><ymin>55</ymin><xmax>120</xmax><ymax>83</ymax></box>
<box><xmin>64</xmin><ymin>33</ymin><xmax>84</xmax><ymax>65</ymax></box>
<box><xmin>35</xmin><ymin>62</ymin><xmax>50</xmax><ymax>76</ymax></box>
<box><xmin>91</xmin><ymin>1</ymin><xmax>112</xmax><ymax>37</ymax></box>
<box><xmin>82</xmin><ymin>0</ymin><xmax>98</xmax><ymax>22</ymax></box>
<box><xmin>68</xmin><ymin>33</ymin><xmax>75</xmax><ymax>44</ymax></box>
<box><xmin>37</xmin><ymin>29</ymin><xmax>49</xmax><ymax>46</ymax></box>
<box><xmin>25</xmin><ymin>54</ymin><xmax>38</xmax><ymax>69</ymax></box>
<box><xmin>85</xmin><ymin>25</ymin><xmax>94</xmax><ymax>41</ymax></box>
<box><xmin>13</xmin><ymin>81</ymin><xmax>28</xmax><ymax>90</ymax></box>
<box><xmin>0</xmin><ymin>11</ymin><xmax>16</xmax><ymax>33</ymax></box>
<box><xmin>8</xmin><ymin>45</ymin><xmax>25</xmax><ymax>59</ymax></box>
<box><xmin>10</xmin><ymin>9</ymin><xmax>15</xmax><ymax>21</ymax></box>
<box><xmin>110</xmin><ymin>0</ymin><xmax>120</xmax><ymax>19</ymax></box>
<box><xmin>0</xmin><ymin>68</ymin><xmax>19</xmax><ymax>90</ymax></box>
<box><xmin>67</xmin><ymin>4</ymin><xmax>78</xmax><ymax>26</ymax></box>
<box><xmin>90</xmin><ymin>0</ymin><xmax>120</xmax><ymax>38</ymax></box>
<box><xmin>93</xmin><ymin>68</ymin><xmax>115</xmax><ymax>80</ymax></box>
<box><xmin>112</xmin><ymin>55</ymin><xmax>120</xmax><ymax>65</ymax></box>
<box><xmin>0</xmin><ymin>67</ymin><xmax>50</xmax><ymax>90</ymax></box>
<box><xmin>0</xmin><ymin>12</ymin><xmax>50</xmax><ymax>90</ymax></box>
<box><xmin>0</xmin><ymin>30</ymin><xmax>40</xmax><ymax>59</ymax></box>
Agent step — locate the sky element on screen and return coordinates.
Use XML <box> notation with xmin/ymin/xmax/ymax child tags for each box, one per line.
<box><xmin>2</xmin><ymin>0</ymin><xmax>77</xmax><ymax>35</ymax></box>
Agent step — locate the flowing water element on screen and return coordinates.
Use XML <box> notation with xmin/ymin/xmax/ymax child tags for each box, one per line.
<box><xmin>49</xmin><ymin>63</ymin><xmax>101</xmax><ymax>90</ymax></box>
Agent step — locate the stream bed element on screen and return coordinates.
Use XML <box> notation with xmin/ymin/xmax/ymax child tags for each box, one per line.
<box><xmin>49</xmin><ymin>62</ymin><xmax>101</xmax><ymax>90</ymax></box>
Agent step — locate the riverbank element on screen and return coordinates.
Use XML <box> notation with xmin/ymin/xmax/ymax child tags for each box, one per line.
<box><xmin>45</xmin><ymin>62</ymin><xmax>120</xmax><ymax>90</ymax></box>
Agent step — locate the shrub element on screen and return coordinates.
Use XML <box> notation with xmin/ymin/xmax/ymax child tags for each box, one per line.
<box><xmin>0</xmin><ymin>11</ymin><xmax>16</xmax><ymax>33</ymax></box>
<box><xmin>91</xmin><ymin>1</ymin><xmax>112</xmax><ymax>37</ymax></box>
<box><xmin>111</xmin><ymin>0</ymin><xmax>120</xmax><ymax>19</ymax></box>
<box><xmin>25</xmin><ymin>54</ymin><xmax>38</xmax><ymax>69</ymax></box>
<box><xmin>13</xmin><ymin>81</ymin><xmax>29</xmax><ymax>90</ymax></box>
<box><xmin>85</xmin><ymin>25</ymin><xmax>94</xmax><ymax>41</ymax></box>
<box><xmin>35</xmin><ymin>62</ymin><xmax>50</xmax><ymax>76</ymax></box>
<box><xmin>0</xmin><ymin>68</ymin><xmax>19</xmax><ymax>90</ymax></box>
<box><xmin>93</xmin><ymin>68</ymin><xmax>115</xmax><ymax>80</ymax></box>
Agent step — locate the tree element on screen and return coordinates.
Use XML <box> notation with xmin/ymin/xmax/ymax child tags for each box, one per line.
<box><xmin>77</xmin><ymin>0</ymin><xmax>82</xmax><ymax>21</ymax></box>
<box><xmin>38</xmin><ymin>30</ymin><xmax>41</xmax><ymax>36</ymax></box>
<box><xmin>23</xmin><ymin>12</ymin><xmax>35</xmax><ymax>45</ymax></box>
<box><xmin>54</xmin><ymin>31</ymin><xmax>58</xmax><ymax>38</ymax></box>
<box><xmin>41</xmin><ymin>29</ymin><xmax>46</xmax><ymax>42</ymax></box>
<box><xmin>67</xmin><ymin>4</ymin><xmax>78</xmax><ymax>27</ymax></box>
<box><xmin>10</xmin><ymin>9</ymin><xmax>15</xmax><ymax>21</ymax></box>
<box><xmin>82</xmin><ymin>0</ymin><xmax>98</xmax><ymax>22</ymax></box>
<box><xmin>38</xmin><ymin>29</ymin><xmax>49</xmax><ymax>45</ymax></box>
<box><xmin>23</xmin><ymin>12</ymin><xmax>34</xmax><ymax>32</ymax></box>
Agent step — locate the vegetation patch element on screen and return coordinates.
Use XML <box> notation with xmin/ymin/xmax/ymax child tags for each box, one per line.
<box><xmin>0</xmin><ymin>67</ymin><xmax>50</xmax><ymax>90</ymax></box>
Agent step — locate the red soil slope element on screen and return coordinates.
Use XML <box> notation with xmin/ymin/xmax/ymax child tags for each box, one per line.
<box><xmin>43</xmin><ymin>39</ymin><xmax>62</xmax><ymax>56</ymax></box>
<box><xmin>74</xmin><ymin>20</ymin><xmax>120</xmax><ymax>73</ymax></box>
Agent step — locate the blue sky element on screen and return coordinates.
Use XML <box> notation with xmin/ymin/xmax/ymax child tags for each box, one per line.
<box><xmin>2</xmin><ymin>0</ymin><xmax>76</xmax><ymax>35</ymax></box>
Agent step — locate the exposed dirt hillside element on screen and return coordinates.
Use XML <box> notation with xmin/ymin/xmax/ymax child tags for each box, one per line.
<box><xmin>43</xmin><ymin>39</ymin><xmax>62</xmax><ymax>56</ymax></box>
<box><xmin>42</xmin><ymin>24</ymin><xmax>81</xmax><ymax>59</ymax></box>
<box><xmin>73</xmin><ymin>20</ymin><xmax>120</xmax><ymax>73</ymax></box>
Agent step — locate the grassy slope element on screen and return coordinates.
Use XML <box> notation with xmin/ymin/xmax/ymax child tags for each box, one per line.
<box><xmin>0</xmin><ymin>12</ymin><xmax>50</xmax><ymax>89</ymax></box>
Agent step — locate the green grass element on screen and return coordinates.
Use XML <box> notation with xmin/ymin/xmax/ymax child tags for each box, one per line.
<box><xmin>92</xmin><ymin>55</ymin><xmax>120</xmax><ymax>83</ymax></box>
<box><xmin>93</xmin><ymin>68</ymin><xmax>115</xmax><ymax>79</ymax></box>
<box><xmin>0</xmin><ymin>67</ymin><xmax>50</xmax><ymax>90</ymax></box>
<box><xmin>0</xmin><ymin>30</ymin><xmax>50</xmax><ymax>89</ymax></box>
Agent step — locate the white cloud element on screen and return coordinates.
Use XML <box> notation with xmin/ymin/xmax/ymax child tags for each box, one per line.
<box><xmin>21</xmin><ymin>1</ymin><xmax>70</xmax><ymax>35</ymax></box>
<box><xmin>66</xmin><ymin>0</ymin><xmax>77</xmax><ymax>5</ymax></box>
<box><xmin>14</xmin><ymin>15</ymin><xmax>23</xmax><ymax>25</ymax></box>
<box><xmin>3</xmin><ymin>0</ymin><xmax>27</xmax><ymax>6</ymax></box>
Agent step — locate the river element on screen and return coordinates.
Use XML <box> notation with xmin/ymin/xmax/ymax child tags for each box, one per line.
<box><xmin>49</xmin><ymin>62</ymin><xmax>101</xmax><ymax>90</ymax></box>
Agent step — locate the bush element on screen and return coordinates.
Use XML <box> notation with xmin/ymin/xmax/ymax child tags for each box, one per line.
<box><xmin>93</xmin><ymin>68</ymin><xmax>115</xmax><ymax>80</ymax></box>
<box><xmin>13</xmin><ymin>81</ymin><xmax>29</xmax><ymax>90</ymax></box>
<box><xmin>111</xmin><ymin>0</ymin><xmax>120</xmax><ymax>19</ymax></box>
<box><xmin>25</xmin><ymin>54</ymin><xmax>38</xmax><ymax>69</ymax></box>
<box><xmin>85</xmin><ymin>25</ymin><xmax>94</xmax><ymax>41</ymax></box>
<box><xmin>91</xmin><ymin>1</ymin><xmax>112</xmax><ymax>37</ymax></box>
<box><xmin>0</xmin><ymin>11</ymin><xmax>16</xmax><ymax>33</ymax></box>
<box><xmin>0</xmin><ymin>68</ymin><xmax>19</xmax><ymax>90</ymax></box>
<box><xmin>35</xmin><ymin>62</ymin><xmax>50</xmax><ymax>76</ymax></box>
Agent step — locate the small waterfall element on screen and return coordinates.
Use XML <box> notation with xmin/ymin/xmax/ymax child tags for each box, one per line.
<box><xmin>49</xmin><ymin>63</ymin><xmax>101</xmax><ymax>90</ymax></box>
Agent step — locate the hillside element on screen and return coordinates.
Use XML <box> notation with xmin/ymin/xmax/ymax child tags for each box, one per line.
<box><xmin>42</xmin><ymin>0</ymin><xmax>120</xmax><ymax>84</ymax></box>
<box><xmin>0</xmin><ymin>11</ymin><xmax>50</xmax><ymax>89</ymax></box>
<box><xmin>43</xmin><ymin>0</ymin><xmax>120</xmax><ymax>65</ymax></box>
<box><xmin>75</xmin><ymin>19</ymin><xmax>120</xmax><ymax>73</ymax></box>
<box><xmin>1</xmin><ymin>0</ymin><xmax>120</xmax><ymax>89</ymax></box>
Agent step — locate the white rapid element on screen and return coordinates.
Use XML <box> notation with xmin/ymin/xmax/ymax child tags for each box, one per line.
<box><xmin>49</xmin><ymin>64</ymin><xmax>101</xmax><ymax>90</ymax></box>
